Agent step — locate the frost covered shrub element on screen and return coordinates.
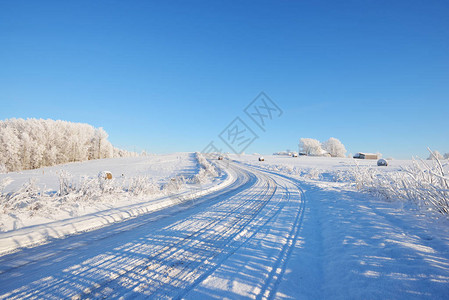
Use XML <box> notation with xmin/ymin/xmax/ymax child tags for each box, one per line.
<box><xmin>1</xmin><ymin>179</ymin><xmax>41</xmax><ymax>213</ymax></box>
<box><xmin>128</xmin><ymin>176</ymin><xmax>158</xmax><ymax>196</ymax></box>
<box><xmin>97</xmin><ymin>175</ymin><xmax>115</xmax><ymax>194</ymax></box>
<box><xmin>163</xmin><ymin>176</ymin><xmax>187</xmax><ymax>195</ymax></box>
<box><xmin>74</xmin><ymin>177</ymin><xmax>101</xmax><ymax>201</ymax></box>
<box><xmin>195</xmin><ymin>152</ymin><xmax>218</xmax><ymax>178</ymax></box>
<box><xmin>1</xmin><ymin>178</ymin><xmax>54</xmax><ymax>219</ymax></box>
<box><xmin>265</xmin><ymin>164</ymin><xmax>323</xmax><ymax>180</ymax></box>
<box><xmin>192</xmin><ymin>169</ymin><xmax>210</xmax><ymax>184</ymax></box>
<box><xmin>303</xmin><ymin>168</ymin><xmax>323</xmax><ymax>180</ymax></box>
<box><xmin>59</xmin><ymin>171</ymin><xmax>76</xmax><ymax>196</ymax></box>
<box><xmin>270</xmin><ymin>165</ymin><xmax>301</xmax><ymax>176</ymax></box>
<box><xmin>351</xmin><ymin>152</ymin><xmax>449</xmax><ymax>215</ymax></box>
<box><xmin>332</xmin><ymin>170</ymin><xmax>354</xmax><ymax>182</ymax></box>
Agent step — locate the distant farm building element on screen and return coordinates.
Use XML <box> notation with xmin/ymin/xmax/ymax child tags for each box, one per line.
<box><xmin>353</xmin><ymin>153</ymin><xmax>379</xmax><ymax>160</ymax></box>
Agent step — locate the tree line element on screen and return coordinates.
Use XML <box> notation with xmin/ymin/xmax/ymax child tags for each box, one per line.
<box><xmin>0</xmin><ymin>118</ymin><xmax>137</xmax><ymax>172</ymax></box>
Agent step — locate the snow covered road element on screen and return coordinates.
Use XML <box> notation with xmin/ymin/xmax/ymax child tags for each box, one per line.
<box><xmin>1</xmin><ymin>158</ymin><xmax>449</xmax><ymax>299</ymax></box>
<box><xmin>0</xmin><ymin>161</ymin><xmax>305</xmax><ymax>299</ymax></box>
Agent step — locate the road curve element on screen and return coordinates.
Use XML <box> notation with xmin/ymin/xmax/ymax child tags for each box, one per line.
<box><xmin>0</xmin><ymin>160</ymin><xmax>305</xmax><ymax>299</ymax></box>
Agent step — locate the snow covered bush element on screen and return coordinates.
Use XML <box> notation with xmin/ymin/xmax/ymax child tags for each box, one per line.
<box><xmin>195</xmin><ymin>152</ymin><xmax>219</xmax><ymax>179</ymax></box>
<box><xmin>163</xmin><ymin>175</ymin><xmax>187</xmax><ymax>195</ymax></box>
<box><xmin>59</xmin><ymin>171</ymin><xmax>76</xmax><ymax>196</ymax></box>
<box><xmin>1</xmin><ymin>179</ymin><xmax>41</xmax><ymax>213</ymax></box>
<box><xmin>351</xmin><ymin>152</ymin><xmax>449</xmax><ymax>215</ymax></box>
<box><xmin>303</xmin><ymin>168</ymin><xmax>323</xmax><ymax>180</ymax></box>
<box><xmin>332</xmin><ymin>170</ymin><xmax>353</xmax><ymax>182</ymax></box>
<box><xmin>265</xmin><ymin>164</ymin><xmax>300</xmax><ymax>176</ymax></box>
<box><xmin>323</xmin><ymin>137</ymin><xmax>347</xmax><ymax>157</ymax></box>
<box><xmin>97</xmin><ymin>176</ymin><xmax>115</xmax><ymax>194</ymax></box>
<box><xmin>128</xmin><ymin>176</ymin><xmax>159</xmax><ymax>196</ymax></box>
<box><xmin>73</xmin><ymin>177</ymin><xmax>101</xmax><ymax>201</ymax></box>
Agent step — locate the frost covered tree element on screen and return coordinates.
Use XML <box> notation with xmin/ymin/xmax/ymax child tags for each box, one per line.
<box><xmin>90</xmin><ymin>127</ymin><xmax>113</xmax><ymax>159</ymax></box>
<box><xmin>0</xmin><ymin>163</ymin><xmax>6</xmax><ymax>174</ymax></box>
<box><xmin>113</xmin><ymin>147</ymin><xmax>135</xmax><ymax>158</ymax></box>
<box><xmin>0</xmin><ymin>126</ymin><xmax>21</xmax><ymax>172</ymax></box>
<box><xmin>323</xmin><ymin>137</ymin><xmax>347</xmax><ymax>157</ymax></box>
<box><xmin>0</xmin><ymin>118</ymin><xmax>136</xmax><ymax>172</ymax></box>
<box><xmin>299</xmin><ymin>138</ymin><xmax>324</xmax><ymax>156</ymax></box>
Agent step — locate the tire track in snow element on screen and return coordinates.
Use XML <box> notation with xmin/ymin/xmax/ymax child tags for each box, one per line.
<box><xmin>180</xmin><ymin>163</ymin><xmax>306</xmax><ymax>300</ymax></box>
<box><xmin>0</xmin><ymin>163</ymin><xmax>245</xmax><ymax>275</ymax></box>
<box><xmin>177</xmin><ymin>167</ymin><xmax>293</xmax><ymax>299</ymax></box>
<box><xmin>0</xmin><ymin>161</ymin><xmax>307</xmax><ymax>300</ymax></box>
<box><xmin>254</xmin><ymin>173</ymin><xmax>306</xmax><ymax>300</ymax></box>
<box><xmin>0</xmin><ymin>163</ymin><xmax>252</xmax><ymax>298</ymax></box>
<box><xmin>79</xmin><ymin>166</ymin><xmax>278</xmax><ymax>298</ymax></box>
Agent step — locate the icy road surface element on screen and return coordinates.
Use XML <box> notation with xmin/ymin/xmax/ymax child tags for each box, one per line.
<box><xmin>1</xmin><ymin>159</ymin><xmax>449</xmax><ymax>299</ymax></box>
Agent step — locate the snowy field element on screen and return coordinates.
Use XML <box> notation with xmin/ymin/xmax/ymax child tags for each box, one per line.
<box><xmin>232</xmin><ymin>154</ymin><xmax>449</xmax><ymax>214</ymax></box>
<box><xmin>0</xmin><ymin>153</ymin><xmax>230</xmax><ymax>253</ymax></box>
<box><xmin>1</xmin><ymin>153</ymin><xmax>449</xmax><ymax>298</ymax></box>
<box><xmin>0</xmin><ymin>153</ymin><xmax>197</xmax><ymax>193</ymax></box>
<box><xmin>231</xmin><ymin>153</ymin><xmax>416</xmax><ymax>172</ymax></box>
<box><xmin>227</xmin><ymin>154</ymin><xmax>449</xmax><ymax>298</ymax></box>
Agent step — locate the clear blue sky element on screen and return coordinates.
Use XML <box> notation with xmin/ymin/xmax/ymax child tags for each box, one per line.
<box><xmin>1</xmin><ymin>0</ymin><xmax>448</xmax><ymax>159</ymax></box>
